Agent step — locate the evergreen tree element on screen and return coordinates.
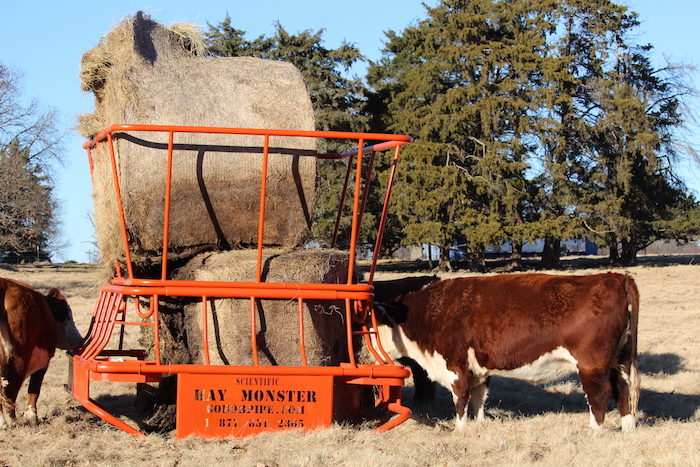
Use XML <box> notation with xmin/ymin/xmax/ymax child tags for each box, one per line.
<box><xmin>368</xmin><ymin>0</ymin><xmax>549</xmax><ymax>269</ymax></box>
<box><xmin>0</xmin><ymin>139</ymin><xmax>57</xmax><ymax>261</ymax></box>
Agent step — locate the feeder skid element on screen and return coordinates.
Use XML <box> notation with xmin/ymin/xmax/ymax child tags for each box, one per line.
<box><xmin>68</xmin><ymin>124</ymin><xmax>412</xmax><ymax>438</ymax></box>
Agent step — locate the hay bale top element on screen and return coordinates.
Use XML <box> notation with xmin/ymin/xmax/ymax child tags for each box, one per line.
<box><xmin>174</xmin><ymin>248</ymin><xmax>352</xmax><ymax>284</ymax></box>
<box><xmin>78</xmin><ymin>11</ymin><xmax>313</xmax><ymax>137</ymax></box>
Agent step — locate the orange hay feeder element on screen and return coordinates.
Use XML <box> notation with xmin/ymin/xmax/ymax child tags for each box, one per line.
<box><xmin>66</xmin><ymin>124</ymin><xmax>413</xmax><ymax>438</ymax></box>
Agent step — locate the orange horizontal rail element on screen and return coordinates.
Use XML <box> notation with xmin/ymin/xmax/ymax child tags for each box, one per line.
<box><xmin>81</xmin><ymin>361</ymin><xmax>410</xmax><ymax>379</ymax></box>
<box><xmin>84</xmin><ymin>124</ymin><xmax>412</xmax><ymax>150</ymax></box>
<box><xmin>100</xmin><ymin>284</ymin><xmax>373</xmax><ymax>301</ymax></box>
<box><xmin>110</xmin><ymin>277</ymin><xmax>373</xmax><ymax>291</ymax></box>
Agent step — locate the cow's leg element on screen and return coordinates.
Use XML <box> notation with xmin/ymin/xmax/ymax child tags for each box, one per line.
<box><xmin>611</xmin><ymin>362</ymin><xmax>639</xmax><ymax>432</ymax></box>
<box><xmin>579</xmin><ymin>368</ymin><xmax>612</xmax><ymax>429</ymax></box>
<box><xmin>451</xmin><ymin>373</ymin><xmax>472</xmax><ymax>431</ymax></box>
<box><xmin>469</xmin><ymin>379</ymin><xmax>489</xmax><ymax>421</ymax></box>
<box><xmin>24</xmin><ymin>367</ymin><xmax>47</xmax><ymax>425</ymax></box>
<box><xmin>0</xmin><ymin>369</ymin><xmax>23</xmax><ymax>427</ymax></box>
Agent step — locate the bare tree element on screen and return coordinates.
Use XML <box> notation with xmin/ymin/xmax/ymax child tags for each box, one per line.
<box><xmin>0</xmin><ymin>63</ymin><xmax>63</xmax><ymax>262</ymax></box>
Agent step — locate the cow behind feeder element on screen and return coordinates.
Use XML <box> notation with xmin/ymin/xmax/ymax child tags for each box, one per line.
<box><xmin>0</xmin><ymin>278</ymin><xmax>83</xmax><ymax>427</ymax></box>
<box><xmin>374</xmin><ymin>273</ymin><xmax>640</xmax><ymax>431</ymax></box>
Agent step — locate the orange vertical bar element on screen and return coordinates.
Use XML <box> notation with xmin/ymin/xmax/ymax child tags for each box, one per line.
<box><xmin>369</xmin><ymin>146</ymin><xmax>402</xmax><ymax>284</ymax></box>
<box><xmin>370</xmin><ymin>307</ymin><xmax>394</xmax><ymax>364</ymax></box>
<box><xmin>346</xmin><ymin>139</ymin><xmax>364</xmax><ymax>284</ymax></box>
<box><xmin>344</xmin><ymin>299</ymin><xmax>356</xmax><ymax>366</ymax></box>
<box><xmin>250</xmin><ymin>298</ymin><xmax>260</xmax><ymax>365</ymax></box>
<box><xmin>298</xmin><ymin>298</ymin><xmax>308</xmax><ymax>366</ymax></box>
<box><xmin>161</xmin><ymin>131</ymin><xmax>175</xmax><ymax>280</ymax></box>
<box><xmin>256</xmin><ymin>134</ymin><xmax>270</xmax><ymax>283</ymax></box>
<box><xmin>331</xmin><ymin>158</ymin><xmax>353</xmax><ymax>248</ymax></box>
<box><xmin>153</xmin><ymin>296</ymin><xmax>161</xmax><ymax>365</ymax></box>
<box><xmin>201</xmin><ymin>296</ymin><xmax>210</xmax><ymax>365</ymax></box>
<box><xmin>106</xmin><ymin>134</ymin><xmax>134</xmax><ymax>279</ymax></box>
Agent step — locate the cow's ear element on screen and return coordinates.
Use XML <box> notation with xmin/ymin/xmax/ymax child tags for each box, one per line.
<box><xmin>374</xmin><ymin>301</ymin><xmax>409</xmax><ymax>327</ymax></box>
<box><xmin>47</xmin><ymin>288</ymin><xmax>65</xmax><ymax>300</ymax></box>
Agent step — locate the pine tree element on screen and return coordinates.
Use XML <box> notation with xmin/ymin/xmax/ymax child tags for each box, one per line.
<box><xmin>368</xmin><ymin>0</ymin><xmax>550</xmax><ymax>269</ymax></box>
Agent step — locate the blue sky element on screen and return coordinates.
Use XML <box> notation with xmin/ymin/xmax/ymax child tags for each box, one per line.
<box><xmin>1</xmin><ymin>1</ymin><xmax>698</xmax><ymax>263</ymax></box>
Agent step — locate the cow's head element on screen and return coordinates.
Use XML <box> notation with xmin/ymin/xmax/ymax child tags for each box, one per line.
<box><xmin>373</xmin><ymin>301</ymin><xmax>410</xmax><ymax>328</ymax></box>
<box><xmin>44</xmin><ymin>288</ymin><xmax>83</xmax><ymax>350</ymax></box>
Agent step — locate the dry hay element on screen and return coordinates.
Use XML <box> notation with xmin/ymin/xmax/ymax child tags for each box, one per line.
<box><xmin>138</xmin><ymin>248</ymin><xmax>362</xmax><ymax>430</ymax></box>
<box><xmin>168</xmin><ymin>248</ymin><xmax>352</xmax><ymax>367</ymax></box>
<box><xmin>78</xmin><ymin>12</ymin><xmax>317</xmax><ymax>266</ymax></box>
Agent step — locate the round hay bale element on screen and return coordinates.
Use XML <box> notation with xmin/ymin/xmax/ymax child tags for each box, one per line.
<box><xmin>79</xmin><ymin>12</ymin><xmax>317</xmax><ymax>265</ymax></box>
<box><xmin>171</xmin><ymin>248</ymin><xmax>352</xmax><ymax>367</ymax></box>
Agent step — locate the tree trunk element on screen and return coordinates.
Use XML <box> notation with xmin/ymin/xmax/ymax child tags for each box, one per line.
<box><xmin>620</xmin><ymin>237</ymin><xmax>638</xmax><ymax>266</ymax></box>
<box><xmin>437</xmin><ymin>244</ymin><xmax>453</xmax><ymax>272</ymax></box>
<box><xmin>467</xmin><ymin>244</ymin><xmax>486</xmax><ymax>273</ymax></box>
<box><xmin>508</xmin><ymin>240</ymin><xmax>523</xmax><ymax>270</ymax></box>
<box><xmin>607</xmin><ymin>235</ymin><xmax>621</xmax><ymax>266</ymax></box>
<box><xmin>426</xmin><ymin>243</ymin><xmax>434</xmax><ymax>269</ymax></box>
<box><xmin>541</xmin><ymin>236</ymin><xmax>561</xmax><ymax>269</ymax></box>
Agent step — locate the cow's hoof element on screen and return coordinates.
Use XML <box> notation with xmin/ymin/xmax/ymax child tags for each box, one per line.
<box><xmin>620</xmin><ymin>414</ymin><xmax>636</xmax><ymax>432</ymax></box>
<box><xmin>23</xmin><ymin>407</ymin><xmax>38</xmax><ymax>426</ymax></box>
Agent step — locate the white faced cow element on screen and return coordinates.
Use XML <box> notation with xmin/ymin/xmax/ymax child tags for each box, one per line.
<box><xmin>374</xmin><ymin>273</ymin><xmax>640</xmax><ymax>431</ymax></box>
<box><xmin>0</xmin><ymin>278</ymin><xmax>83</xmax><ymax>427</ymax></box>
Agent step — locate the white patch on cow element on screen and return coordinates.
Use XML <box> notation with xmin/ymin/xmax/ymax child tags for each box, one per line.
<box><xmin>0</xmin><ymin>412</ymin><xmax>6</xmax><ymax>429</ymax></box>
<box><xmin>467</xmin><ymin>346</ymin><xmax>578</xmax><ymax>385</ymax></box>
<box><xmin>375</xmin><ymin>325</ymin><xmax>459</xmax><ymax>390</ymax></box>
<box><xmin>621</xmin><ymin>414</ymin><xmax>636</xmax><ymax>432</ymax></box>
<box><xmin>24</xmin><ymin>405</ymin><xmax>37</xmax><ymax>424</ymax></box>
<box><xmin>589</xmin><ymin>410</ymin><xmax>601</xmax><ymax>429</ymax></box>
<box><xmin>26</xmin><ymin>348</ymin><xmax>50</xmax><ymax>378</ymax></box>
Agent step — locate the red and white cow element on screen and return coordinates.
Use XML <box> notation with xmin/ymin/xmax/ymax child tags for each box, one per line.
<box><xmin>0</xmin><ymin>278</ymin><xmax>83</xmax><ymax>427</ymax></box>
<box><xmin>374</xmin><ymin>273</ymin><xmax>640</xmax><ymax>431</ymax></box>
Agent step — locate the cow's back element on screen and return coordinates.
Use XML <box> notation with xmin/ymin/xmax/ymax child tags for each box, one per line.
<box><xmin>399</xmin><ymin>273</ymin><xmax>631</xmax><ymax>371</ymax></box>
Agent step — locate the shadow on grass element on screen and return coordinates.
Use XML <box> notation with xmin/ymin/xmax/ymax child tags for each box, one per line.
<box><xmin>405</xmin><ymin>370</ymin><xmax>699</xmax><ymax>425</ymax></box>
<box><xmin>639</xmin><ymin>352</ymin><xmax>684</xmax><ymax>375</ymax></box>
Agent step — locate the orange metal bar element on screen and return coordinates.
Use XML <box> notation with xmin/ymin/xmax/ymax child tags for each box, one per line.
<box><xmin>161</xmin><ymin>131</ymin><xmax>175</xmax><ymax>280</ymax></box>
<box><xmin>370</xmin><ymin>307</ymin><xmax>394</xmax><ymax>364</ymax></box>
<box><xmin>369</xmin><ymin>146</ymin><xmax>402</xmax><ymax>284</ymax></box>
<box><xmin>110</xmin><ymin>277</ymin><xmax>374</xmax><ymax>291</ymax></box>
<box><xmin>256</xmin><ymin>135</ymin><xmax>270</xmax><ymax>283</ymax></box>
<box><xmin>85</xmin><ymin>124</ymin><xmax>411</xmax><ymax>149</ymax></box>
<box><xmin>201</xmin><ymin>296</ymin><xmax>210</xmax><ymax>365</ymax></box>
<box><xmin>331</xmin><ymin>157</ymin><xmax>353</xmax><ymax>248</ymax></box>
<box><xmin>100</xmin><ymin>284</ymin><xmax>374</xmax><ymax>301</ymax></box>
<box><xmin>106</xmin><ymin>134</ymin><xmax>134</xmax><ymax>279</ymax></box>
<box><xmin>81</xmin><ymin>360</ymin><xmax>408</xmax><ymax>378</ymax></box>
<box><xmin>344</xmin><ymin>299</ymin><xmax>356</xmax><ymax>366</ymax></box>
<box><xmin>298</xmin><ymin>298</ymin><xmax>308</xmax><ymax>366</ymax></box>
<box><xmin>153</xmin><ymin>296</ymin><xmax>161</xmax><ymax>365</ymax></box>
<box><xmin>347</xmin><ymin>139</ymin><xmax>364</xmax><ymax>283</ymax></box>
<box><xmin>133</xmin><ymin>296</ymin><xmax>155</xmax><ymax>319</ymax></box>
<box><xmin>250</xmin><ymin>298</ymin><xmax>259</xmax><ymax>365</ymax></box>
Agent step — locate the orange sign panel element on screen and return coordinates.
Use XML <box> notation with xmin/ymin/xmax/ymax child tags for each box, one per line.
<box><xmin>176</xmin><ymin>373</ymin><xmax>334</xmax><ymax>438</ymax></box>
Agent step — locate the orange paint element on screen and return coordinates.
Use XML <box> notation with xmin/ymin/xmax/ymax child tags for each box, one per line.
<box><xmin>68</xmin><ymin>124</ymin><xmax>413</xmax><ymax>438</ymax></box>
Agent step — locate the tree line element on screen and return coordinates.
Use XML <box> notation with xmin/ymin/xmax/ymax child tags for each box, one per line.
<box><xmin>2</xmin><ymin>1</ymin><xmax>698</xmax><ymax>266</ymax></box>
<box><xmin>206</xmin><ymin>0</ymin><xmax>699</xmax><ymax>269</ymax></box>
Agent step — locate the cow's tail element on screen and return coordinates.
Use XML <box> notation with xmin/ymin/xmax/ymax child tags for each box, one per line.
<box><xmin>622</xmin><ymin>274</ymin><xmax>640</xmax><ymax>416</ymax></box>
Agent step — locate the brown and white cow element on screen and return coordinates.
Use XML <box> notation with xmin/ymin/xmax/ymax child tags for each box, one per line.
<box><xmin>0</xmin><ymin>278</ymin><xmax>83</xmax><ymax>427</ymax></box>
<box><xmin>374</xmin><ymin>273</ymin><xmax>640</xmax><ymax>431</ymax></box>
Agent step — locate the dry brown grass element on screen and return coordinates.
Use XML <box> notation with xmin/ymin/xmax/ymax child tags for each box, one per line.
<box><xmin>0</xmin><ymin>258</ymin><xmax>697</xmax><ymax>466</ymax></box>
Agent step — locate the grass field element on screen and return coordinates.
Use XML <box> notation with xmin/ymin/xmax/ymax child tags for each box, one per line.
<box><xmin>0</xmin><ymin>257</ymin><xmax>698</xmax><ymax>466</ymax></box>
